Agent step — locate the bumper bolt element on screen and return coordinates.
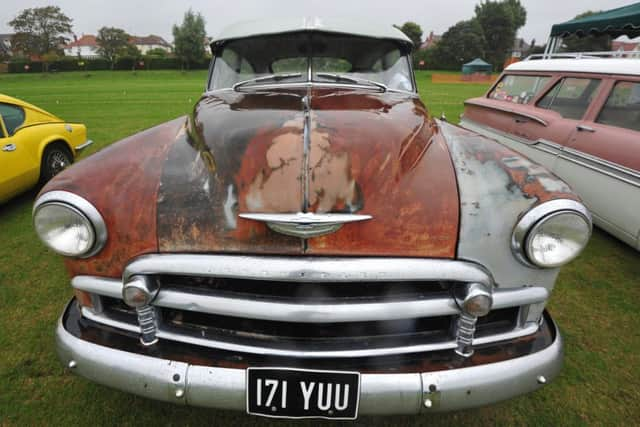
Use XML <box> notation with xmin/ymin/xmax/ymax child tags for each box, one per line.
<box><xmin>68</xmin><ymin>360</ymin><xmax>77</xmax><ymax>369</ymax></box>
<box><xmin>175</xmin><ymin>389</ymin><xmax>184</xmax><ymax>398</ymax></box>
<box><xmin>424</xmin><ymin>398</ymin><xmax>433</xmax><ymax>408</ymax></box>
<box><xmin>537</xmin><ymin>375</ymin><xmax>547</xmax><ymax>385</ymax></box>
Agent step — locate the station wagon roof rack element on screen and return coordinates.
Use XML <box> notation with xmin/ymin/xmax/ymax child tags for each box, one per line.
<box><xmin>525</xmin><ymin>50</ymin><xmax>640</xmax><ymax>60</ymax></box>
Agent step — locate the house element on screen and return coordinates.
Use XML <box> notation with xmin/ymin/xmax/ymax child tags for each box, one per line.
<box><xmin>129</xmin><ymin>35</ymin><xmax>172</xmax><ymax>54</ymax></box>
<box><xmin>612</xmin><ymin>35</ymin><xmax>640</xmax><ymax>52</ymax></box>
<box><xmin>511</xmin><ymin>38</ymin><xmax>531</xmax><ymax>59</ymax></box>
<box><xmin>419</xmin><ymin>31</ymin><xmax>441</xmax><ymax>50</ymax></box>
<box><xmin>63</xmin><ymin>35</ymin><xmax>100</xmax><ymax>58</ymax></box>
<box><xmin>0</xmin><ymin>34</ymin><xmax>14</xmax><ymax>58</ymax></box>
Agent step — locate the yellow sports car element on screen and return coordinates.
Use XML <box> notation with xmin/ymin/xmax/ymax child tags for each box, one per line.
<box><xmin>0</xmin><ymin>94</ymin><xmax>92</xmax><ymax>203</ymax></box>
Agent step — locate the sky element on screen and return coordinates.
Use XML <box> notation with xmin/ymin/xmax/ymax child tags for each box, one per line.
<box><xmin>0</xmin><ymin>0</ymin><xmax>635</xmax><ymax>45</ymax></box>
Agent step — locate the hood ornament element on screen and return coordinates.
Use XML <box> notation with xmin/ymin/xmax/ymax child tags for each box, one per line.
<box><xmin>238</xmin><ymin>212</ymin><xmax>372</xmax><ymax>238</ymax></box>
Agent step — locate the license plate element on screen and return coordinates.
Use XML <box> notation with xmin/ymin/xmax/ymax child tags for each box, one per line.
<box><xmin>246</xmin><ymin>367</ymin><xmax>360</xmax><ymax>420</ymax></box>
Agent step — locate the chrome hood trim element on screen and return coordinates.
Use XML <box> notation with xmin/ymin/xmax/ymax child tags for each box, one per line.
<box><xmin>238</xmin><ymin>212</ymin><xmax>372</xmax><ymax>238</ymax></box>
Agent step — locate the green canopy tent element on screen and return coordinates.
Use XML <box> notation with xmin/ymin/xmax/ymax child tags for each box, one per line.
<box><xmin>545</xmin><ymin>2</ymin><xmax>640</xmax><ymax>55</ymax></box>
<box><xmin>461</xmin><ymin>58</ymin><xmax>492</xmax><ymax>74</ymax></box>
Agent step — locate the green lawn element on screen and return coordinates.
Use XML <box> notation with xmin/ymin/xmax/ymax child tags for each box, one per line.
<box><xmin>0</xmin><ymin>70</ymin><xmax>638</xmax><ymax>426</ymax></box>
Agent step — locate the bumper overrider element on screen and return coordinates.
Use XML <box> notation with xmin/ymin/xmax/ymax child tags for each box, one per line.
<box><xmin>57</xmin><ymin>299</ymin><xmax>563</xmax><ymax>415</ymax></box>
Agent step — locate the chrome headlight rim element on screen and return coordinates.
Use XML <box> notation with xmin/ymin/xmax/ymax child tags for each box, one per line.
<box><xmin>512</xmin><ymin>199</ymin><xmax>592</xmax><ymax>269</ymax></box>
<box><xmin>33</xmin><ymin>190</ymin><xmax>108</xmax><ymax>258</ymax></box>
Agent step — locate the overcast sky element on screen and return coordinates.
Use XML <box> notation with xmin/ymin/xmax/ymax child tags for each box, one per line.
<box><xmin>0</xmin><ymin>0</ymin><xmax>634</xmax><ymax>45</ymax></box>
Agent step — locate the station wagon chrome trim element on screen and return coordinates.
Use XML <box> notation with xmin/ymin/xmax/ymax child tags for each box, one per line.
<box><xmin>238</xmin><ymin>212</ymin><xmax>373</xmax><ymax>238</ymax></box>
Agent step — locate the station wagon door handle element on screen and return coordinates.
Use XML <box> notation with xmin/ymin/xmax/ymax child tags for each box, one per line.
<box><xmin>576</xmin><ymin>125</ymin><xmax>596</xmax><ymax>133</ymax></box>
<box><xmin>2</xmin><ymin>143</ymin><xmax>16</xmax><ymax>152</ymax></box>
<box><xmin>514</xmin><ymin>117</ymin><xmax>529</xmax><ymax>124</ymax></box>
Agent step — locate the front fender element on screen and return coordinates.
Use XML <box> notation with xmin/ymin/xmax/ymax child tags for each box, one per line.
<box><xmin>39</xmin><ymin>117</ymin><xmax>188</xmax><ymax>278</ymax></box>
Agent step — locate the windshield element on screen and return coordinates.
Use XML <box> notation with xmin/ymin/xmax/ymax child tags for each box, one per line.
<box><xmin>208</xmin><ymin>32</ymin><xmax>414</xmax><ymax>92</ymax></box>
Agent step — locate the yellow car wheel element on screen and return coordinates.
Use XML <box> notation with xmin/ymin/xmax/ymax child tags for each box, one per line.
<box><xmin>40</xmin><ymin>143</ymin><xmax>73</xmax><ymax>183</ymax></box>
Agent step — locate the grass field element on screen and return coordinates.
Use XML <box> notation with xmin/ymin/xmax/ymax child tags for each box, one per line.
<box><xmin>0</xmin><ymin>70</ymin><xmax>638</xmax><ymax>426</ymax></box>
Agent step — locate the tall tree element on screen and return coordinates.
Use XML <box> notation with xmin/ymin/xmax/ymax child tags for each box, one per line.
<box><xmin>96</xmin><ymin>27</ymin><xmax>130</xmax><ymax>69</ymax></box>
<box><xmin>9</xmin><ymin>6</ymin><xmax>73</xmax><ymax>57</ymax></box>
<box><xmin>173</xmin><ymin>9</ymin><xmax>206</xmax><ymax>69</ymax></box>
<box><xmin>562</xmin><ymin>11</ymin><xmax>612</xmax><ymax>52</ymax></box>
<box><xmin>475</xmin><ymin>1</ymin><xmax>526</xmax><ymax>69</ymax></box>
<box><xmin>398</xmin><ymin>22</ymin><xmax>424</xmax><ymax>47</ymax></box>
<box><xmin>430</xmin><ymin>19</ymin><xmax>486</xmax><ymax>70</ymax></box>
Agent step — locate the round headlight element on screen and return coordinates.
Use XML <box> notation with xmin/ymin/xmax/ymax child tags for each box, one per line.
<box><xmin>512</xmin><ymin>200</ymin><xmax>592</xmax><ymax>269</ymax></box>
<box><xmin>526</xmin><ymin>211</ymin><xmax>591</xmax><ymax>268</ymax></box>
<box><xmin>34</xmin><ymin>203</ymin><xmax>95</xmax><ymax>256</ymax></box>
<box><xmin>33</xmin><ymin>191</ymin><xmax>107</xmax><ymax>258</ymax></box>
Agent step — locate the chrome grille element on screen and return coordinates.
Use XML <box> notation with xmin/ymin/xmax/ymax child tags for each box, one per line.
<box><xmin>74</xmin><ymin>255</ymin><xmax>549</xmax><ymax>358</ymax></box>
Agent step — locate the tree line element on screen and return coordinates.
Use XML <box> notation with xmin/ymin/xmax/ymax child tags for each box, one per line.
<box><xmin>400</xmin><ymin>1</ymin><xmax>612</xmax><ymax>71</ymax></box>
<box><xmin>5</xmin><ymin>6</ymin><xmax>208</xmax><ymax>70</ymax></box>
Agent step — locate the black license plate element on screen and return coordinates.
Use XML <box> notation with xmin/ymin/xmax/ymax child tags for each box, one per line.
<box><xmin>247</xmin><ymin>368</ymin><xmax>360</xmax><ymax>419</ymax></box>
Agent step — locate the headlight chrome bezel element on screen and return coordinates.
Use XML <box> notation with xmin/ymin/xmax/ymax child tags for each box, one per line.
<box><xmin>512</xmin><ymin>199</ymin><xmax>592</xmax><ymax>269</ymax></box>
<box><xmin>33</xmin><ymin>191</ymin><xmax>108</xmax><ymax>258</ymax></box>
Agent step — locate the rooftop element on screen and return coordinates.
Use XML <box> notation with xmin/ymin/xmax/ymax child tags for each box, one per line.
<box><xmin>65</xmin><ymin>35</ymin><xmax>97</xmax><ymax>48</ymax></box>
<box><xmin>507</xmin><ymin>58</ymin><xmax>640</xmax><ymax>76</ymax></box>
<box><xmin>211</xmin><ymin>17</ymin><xmax>412</xmax><ymax>45</ymax></box>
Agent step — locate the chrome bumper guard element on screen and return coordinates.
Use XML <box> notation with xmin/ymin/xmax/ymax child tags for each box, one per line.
<box><xmin>56</xmin><ymin>307</ymin><xmax>563</xmax><ymax>414</ymax></box>
<box><xmin>74</xmin><ymin>139</ymin><xmax>94</xmax><ymax>152</ymax></box>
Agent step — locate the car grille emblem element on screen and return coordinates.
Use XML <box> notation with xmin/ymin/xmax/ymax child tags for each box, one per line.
<box><xmin>238</xmin><ymin>212</ymin><xmax>372</xmax><ymax>238</ymax></box>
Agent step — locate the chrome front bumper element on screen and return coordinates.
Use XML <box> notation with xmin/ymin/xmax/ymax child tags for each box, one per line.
<box><xmin>56</xmin><ymin>304</ymin><xmax>564</xmax><ymax>414</ymax></box>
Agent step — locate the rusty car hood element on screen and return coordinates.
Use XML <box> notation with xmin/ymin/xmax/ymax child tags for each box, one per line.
<box><xmin>156</xmin><ymin>88</ymin><xmax>460</xmax><ymax>257</ymax></box>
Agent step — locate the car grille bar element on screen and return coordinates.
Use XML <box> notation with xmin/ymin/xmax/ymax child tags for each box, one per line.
<box><xmin>73</xmin><ymin>255</ymin><xmax>549</xmax><ymax>359</ymax></box>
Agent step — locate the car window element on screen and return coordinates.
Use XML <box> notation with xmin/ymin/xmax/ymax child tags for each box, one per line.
<box><xmin>0</xmin><ymin>103</ymin><xmax>26</xmax><ymax>136</ymax></box>
<box><xmin>596</xmin><ymin>81</ymin><xmax>640</xmax><ymax>132</ymax></box>
<box><xmin>537</xmin><ymin>77</ymin><xmax>601</xmax><ymax>120</ymax></box>
<box><xmin>489</xmin><ymin>75</ymin><xmax>551</xmax><ymax>104</ymax></box>
<box><xmin>209</xmin><ymin>32</ymin><xmax>414</xmax><ymax>91</ymax></box>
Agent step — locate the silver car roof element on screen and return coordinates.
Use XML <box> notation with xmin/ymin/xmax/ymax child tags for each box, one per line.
<box><xmin>211</xmin><ymin>17</ymin><xmax>413</xmax><ymax>46</ymax></box>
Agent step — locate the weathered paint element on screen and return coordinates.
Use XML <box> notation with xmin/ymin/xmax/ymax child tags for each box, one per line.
<box><xmin>157</xmin><ymin>88</ymin><xmax>460</xmax><ymax>258</ymax></box>
<box><xmin>437</xmin><ymin>120</ymin><xmax>579</xmax><ymax>294</ymax></box>
<box><xmin>40</xmin><ymin>118</ymin><xmax>185</xmax><ymax>278</ymax></box>
<box><xmin>306</xmin><ymin>89</ymin><xmax>459</xmax><ymax>257</ymax></box>
<box><xmin>157</xmin><ymin>89</ymin><xmax>306</xmax><ymax>253</ymax></box>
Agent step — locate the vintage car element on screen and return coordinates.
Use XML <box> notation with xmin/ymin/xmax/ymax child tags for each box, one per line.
<box><xmin>461</xmin><ymin>57</ymin><xmax>640</xmax><ymax>250</ymax></box>
<box><xmin>34</xmin><ymin>19</ymin><xmax>592</xmax><ymax>419</ymax></box>
<box><xmin>0</xmin><ymin>94</ymin><xmax>92</xmax><ymax>203</ymax></box>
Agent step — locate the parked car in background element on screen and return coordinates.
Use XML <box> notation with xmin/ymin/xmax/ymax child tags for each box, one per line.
<box><xmin>34</xmin><ymin>19</ymin><xmax>592</xmax><ymax>419</ymax></box>
<box><xmin>0</xmin><ymin>94</ymin><xmax>92</xmax><ymax>203</ymax></box>
<box><xmin>461</xmin><ymin>56</ymin><xmax>640</xmax><ymax>251</ymax></box>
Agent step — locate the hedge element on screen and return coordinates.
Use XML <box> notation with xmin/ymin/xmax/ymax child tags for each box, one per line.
<box><xmin>7</xmin><ymin>56</ymin><xmax>210</xmax><ymax>73</ymax></box>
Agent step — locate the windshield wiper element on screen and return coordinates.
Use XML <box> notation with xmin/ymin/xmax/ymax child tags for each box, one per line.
<box><xmin>315</xmin><ymin>73</ymin><xmax>387</xmax><ymax>92</ymax></box>
<box><xmin>232</xmin><ymin>73</ymin><xmax>303</xmax><ymax>91</ymax></box>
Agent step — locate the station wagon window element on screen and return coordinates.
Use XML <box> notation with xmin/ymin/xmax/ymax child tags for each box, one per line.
<box><xmin>489</xmin><ymin>75</ymin><xmax>550</xmax><ymax>104</ymax></box>
<box><xmin>209</xmin><ymin>32</ymin><xmax>414</xmax><ymax>92</ymax></box>
<box><xmin>0</xmin><ymin>103</ymin><xmax>26</xmax><ymax>136</ymax></box>
<box><xmin>537</xmin><ymin>77</ymin><xmax>601</xmax><ymax>120</ymax></box>
<box><xmin>596</xmin><ymin>81</ymin><xmax>640</xmax><ymax>132</ymax></box>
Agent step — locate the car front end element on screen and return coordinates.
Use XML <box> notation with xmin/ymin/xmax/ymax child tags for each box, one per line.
<box><xmin>34</xmin><ymin>20</ymin><xmax>591</xmax><ymax>419</ymax></box>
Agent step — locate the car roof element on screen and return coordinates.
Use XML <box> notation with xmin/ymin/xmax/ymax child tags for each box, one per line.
<box><xmin>506</xmin><ymin>58</ymin><xmax>640</xmax><ymax>76</ymax></box>
<box><xmin>0</xmin><ymin>93</ymin><xmax>60</xmax><ymax>119</ymax></box>
<box><xmin>211</xmin><ymin>17</ymin><xmax>413</xmax><ymax>46</ymax></box>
